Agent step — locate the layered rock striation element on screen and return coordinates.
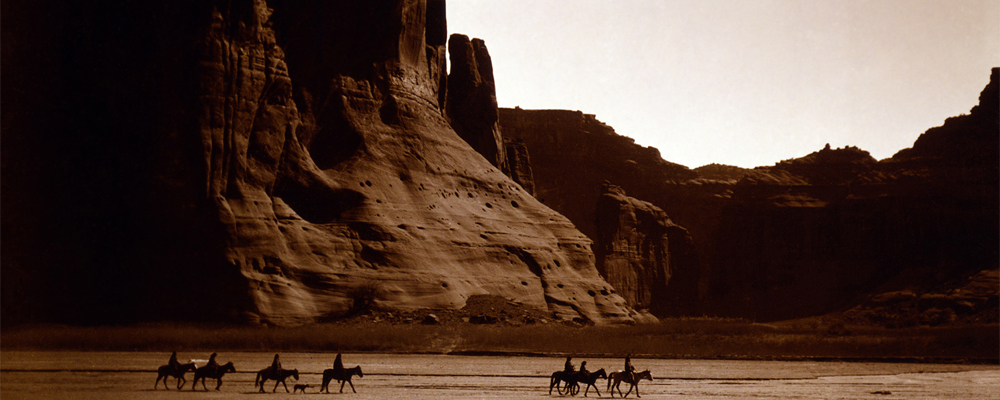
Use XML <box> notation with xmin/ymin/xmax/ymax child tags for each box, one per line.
<box><xmin>1</xmin><ymin>0</ymin><xmax>631</xmax><ymax>325</ymax></box>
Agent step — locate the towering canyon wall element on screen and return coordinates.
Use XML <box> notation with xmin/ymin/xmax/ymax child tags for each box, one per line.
<box><xmin>500</xmin><ymin>109</ymin><xmax>702</xmax><ymax>316</ymax></box>
<box><xmin>446</xmin><ymin>34</ymin><xmax>508</xmax><ymax>174</ymax></box>
<box><xmin>1</xmin><ymin>0</ymin><xmax>632</xmax><ymax>325</ymax></box>
<box><xmin>707</xmin><ymin>68</ymin><xmax>999</xmax><ymax>320</ymax></box>
<box><xmin>500</xmin><ymin>68</ymin><xmax>998</xmax><ymax>321</ymax></box>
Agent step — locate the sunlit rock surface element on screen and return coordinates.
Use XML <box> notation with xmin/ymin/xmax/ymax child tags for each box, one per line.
<box><xmin>0</xmin><ymin>0</ymin><xmax>632</xmax><ymax>325</ymax></box>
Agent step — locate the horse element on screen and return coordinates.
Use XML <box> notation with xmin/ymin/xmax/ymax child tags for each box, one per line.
<box><xmin>191</xmin><ymin>361</ymin><xmax>235</xmax><ymax>391</ymax></box>
<box><xmin>154</xmin><ymin>362</ymin><xmax>196</xmax><ymax>390</ymax></box>
<box><xmin>321</xmin><ymin>365</ymin><xmax>364</xmax><ymax>393</ymax></box>
<box><xmin>607</xmin><ymin>370</ymin><xmax>652</xmax><ymax>398</ymax></box>
<box><xmin>576</xmin><ymin>368</ymin><xmax>608</xmax><ymax>397</ymax></box>
<box><xmin>549</xmin><ymin>370</ymin><xmax>577</xmax><ymax>395</ymax></box>
<box><xmin>254</xmin><ymin>367</ymin><xmax>299</xmax><ymax>393</ymax></box>
<box><xmin>551</xmin><ymin>368</ymin><xmax>597</xmax><ymax>395</ymax></box>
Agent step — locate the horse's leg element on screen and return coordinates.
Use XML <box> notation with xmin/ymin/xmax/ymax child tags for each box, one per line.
<box><xmin>339</xmin><ymin>379</ymin><xmax>346</xmax><ymax>393</ymax></box>
<box><xmin>348</xmin><ymin>379</ymin><xmax>356</xmax><ymax>393</ymax></box>
<box><xmin>177</xmin><ymin>376</ymin><xmax>185</xmax><ymax>390</ymax></box>
<box><xmin>281</xmin><ymin>379</ymin><xmax>290</xmax><ymax>393</ymax></box>
<box><xmin>215</xmin><ymin>377</ymin><xmax>223</xmax><ymax>391</ymax></box>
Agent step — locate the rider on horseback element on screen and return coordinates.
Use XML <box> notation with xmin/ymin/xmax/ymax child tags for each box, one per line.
<box><xmin>270</xmin><ymin>354</ymin><xmax>282</xmax><ymax>373</ymax></box>
<box><xmin>624</xmin><ymin>355</ymin><xmax>635</xmax><ymax>383</ymax></box>
<box><xmin>168</xmin><ymin>351</ymin><xmax>181</xmax><ymax>370</ymax></box>
<box><xmin>205</xmin><ymin>352</ymin><xmax>220</xmax><ymax>374</ymax></box>
<box><xmin>333</xmin><ymin>353</ymin><xmax>344</xmax><ymax>375</ymax></box>
<box><xmin>564</xmin><ymin>356</ymin><xmax>574</xmax><ymax>373</ymax></box>
<box><xmin>579</xmin><ymin>361</ymin><xmax>589</xmax><ymax>376</ymax></box>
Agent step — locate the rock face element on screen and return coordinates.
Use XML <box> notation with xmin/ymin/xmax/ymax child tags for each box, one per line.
<box><xmin>504</xmin><ymin>138</ymin><xmax>536</xmax><ymax>196</ymax></box>
<box><xmin>446</xmin><ymin>34</ymin><xmax>508</xmax><ymax>174</ymax></box>
<box><xmin>1</xmin><ymin>0</ymin><xmax>631</xmax><ymax>325</ymax></box>
<box><xmin>707</xmin><ymin>70</ymin><xmax>998</xmax><ymax>320</ymax></box>
<box><xmin>499</xmin><ymin>109</ymin><xmax>698</xmax><ymax>242</ymax></box>
<box><xmin>594</xmin><ymin>183</ymin><xmax>699</xmax><ymax>315</ymax></box>
<box><xmin>500</xmin><ymin>110</ymin><xmax>702</xmax><ymax>317</ymax></box>
<box><xmin>500</xmin><ymin>68</ymin><xmax>998</xmax><ymax>321</ymax></box>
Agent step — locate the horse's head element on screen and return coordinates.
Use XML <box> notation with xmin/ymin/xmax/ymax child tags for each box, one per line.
<box><xmin>222</xmin><ymin>362</ymin><xmax>236</xmax><ymax>372</ymax></box>
<box><xmin>182</xmin><ymin>362</ymin><xmax>197</xmax><ymax>371</ymax></box>
<box><xmin>291</xmin><ymin>369</ymin><xmax>299</xmax><ymax>380</ymax></box>
<box><xmin>638</xmin><ymin>370</ymin><xmax>653</xmax><ymax>381</ymax></box>
<box><xmin>355</xmin><ymin>366</ymin><xmax>364</xmax><ymax>378</ymax></box>
<box><xmin>595</xmin><ymin>368</ymin><xmax>607</xmax><ymax>379</ymax></box>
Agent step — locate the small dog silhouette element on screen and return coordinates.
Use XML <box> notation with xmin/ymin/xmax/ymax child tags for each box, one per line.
<box><xmin>293</xmin><ymin>384</ymin><xmax>310</xmax><ymax>393</ymax></box>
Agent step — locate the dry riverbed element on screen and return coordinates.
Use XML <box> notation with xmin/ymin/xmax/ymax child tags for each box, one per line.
<box><xmin>2</xmin><ymin>351</ymin><xmax>997</xmax><ymax>400</ymax></box>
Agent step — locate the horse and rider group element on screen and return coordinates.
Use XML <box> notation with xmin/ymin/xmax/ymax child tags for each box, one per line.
<box><xmin>156</xmin><ymin>351</ymin><xmax>651</xmax><ymax>396</ymax></box>
<box><xmin>549</xmin><ymin>355</ymin><xmax>653</xmax><ymax>398</ymax></box>
<box><xmin>154</xmin><ymin>352</ymin><xmax>362</xmax><ymax>393</ymax></box>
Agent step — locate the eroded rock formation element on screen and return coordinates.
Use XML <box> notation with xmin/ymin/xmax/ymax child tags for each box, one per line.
<box><xmin>594</xmin><ymin>183</ymin><xmax>698</xmax><ymax>315</ymax></box>
<box><xmin>1</xmin><ymin>0</ymin><xmax>632</xmax><ymax>325</ymax></box>
<box><xmin>446</xmin><ymin>34</ymin><xmax>508</xmax><ymax>174</ymax></box>
<box><xmin>500</xmin><ymin>68</ymin><xmax>998</xmax><ymax>322</ymax></box>
<box><xmin>499</xmin><ymin>109</ymin><xmax>697</xmax><ymax>241</ymax></box>
<box><xmin>504</xmin><ymin>138</ymin><xmax>536</xmax><ymax>195</ymax></box>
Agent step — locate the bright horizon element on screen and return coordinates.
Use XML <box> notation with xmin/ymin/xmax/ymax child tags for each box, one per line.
<box><xmin>447</xmin><ymin>0</ymin><xmax>999</xmax><ymax>169</ymax></box>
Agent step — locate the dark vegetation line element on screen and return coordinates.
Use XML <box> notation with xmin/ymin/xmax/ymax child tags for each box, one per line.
<box><xmin>2</xmin><ymin>321</ymin><xmax>996</xmax><ymax>364</ymax></box>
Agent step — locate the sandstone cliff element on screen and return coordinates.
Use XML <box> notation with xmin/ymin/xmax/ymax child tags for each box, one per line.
<box><xmin>1</xmin><ymin>0</ymin><xmax>631</xmax><ymax>325</ymax></box>
<box><xmin>500</xmin><ymin>110</ymin><xmax>703</xmax><ymax>317</ymax></box>
<box><xmin>594</xmin><ymin>183</ymin><xmax>699</xmax><ymax>315</ymax></box>
<box><xmin>708</xmin><ymin>70</ymin><xmax>998</xmax><ymax>320</ymax></box>
<box><xmin>446</xmin><ymin>34</ymin><xmax>508</xmax><ymax>174</ymax></box>
<box><xmin>499</xmin><ymin>68</ymin><xmax>998</xmax><ymax>322</ymax></box>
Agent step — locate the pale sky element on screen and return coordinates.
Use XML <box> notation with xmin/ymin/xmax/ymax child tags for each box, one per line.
<box><xmin>447</xmin><ymin>0</ymin><xmax>1000</xmax><ymax>168</ymax></box>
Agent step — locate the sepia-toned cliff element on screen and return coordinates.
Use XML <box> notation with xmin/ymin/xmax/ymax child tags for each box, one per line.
<box><xmin>1</xmin><ymin>0</ymin><xmax>632</xmax><ymax>326</ymax></box>
<box><xmin>500</xmin><ymin>68</ymin><xmax>998</xmax><ymax>322</ymax></box>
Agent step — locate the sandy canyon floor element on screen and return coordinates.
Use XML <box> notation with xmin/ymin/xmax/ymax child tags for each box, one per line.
<box><xmin>2</xmin><ymin>352</ymin><xmax>997</xmax><ymax>399</ymax></box>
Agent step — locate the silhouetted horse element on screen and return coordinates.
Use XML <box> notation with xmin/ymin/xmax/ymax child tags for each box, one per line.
<box><xmin>577</xmin><ymin>368</ymin><xmax>608</xmax><ymax>397</ymax></box>
<box><xmin>549</xmin><ymin>370</ymin><xmax>579</xmax><ymax>395</ymax></box>
<box><xmin>321</xmin><ymin>365</ymin><xmax>364</xmax><ymax>393</ymax></box>
<box><xmin>192</xmin><ymin>361</ymin><xmax>235</xmax><ymax>391</ymax></box>
<box><xmin>154</xmin><ymin>362</ymin><xmax>196</xmax><ymax>390</ymax></box>
<box><xmin>608</xmin><ymin>370</ymin><xmax>652</xmax><ymax>398</ymax></box>
<box><xmin>254</xmin><ymin>367</ymin><xmax>299</xmax><ymax>393</ymax></box>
